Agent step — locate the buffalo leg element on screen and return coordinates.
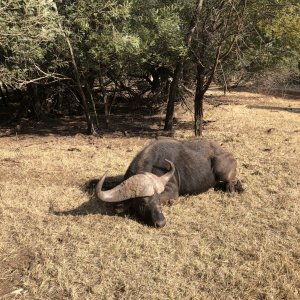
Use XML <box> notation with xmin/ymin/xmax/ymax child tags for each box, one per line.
<box><xmin>212</xmin><ymin>153</ymin><xmax>243</xmax><ymax>193</ymax></box>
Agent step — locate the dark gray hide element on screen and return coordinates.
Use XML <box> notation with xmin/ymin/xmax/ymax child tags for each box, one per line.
<box><xmin>98</xmin><ymin>138</ymin><xmax>242</xmax><ymax>227</ymax></box>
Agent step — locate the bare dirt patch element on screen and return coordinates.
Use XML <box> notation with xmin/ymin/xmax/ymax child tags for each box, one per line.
<box><xmin>0</xmin><ymin>90</ymin><xmax>299</xmax><ymax>299</ymax></box>
<box><xmin>0</xmin><ymin>247</ymin><xmax>33</xmax><ymax>298</ymax></box>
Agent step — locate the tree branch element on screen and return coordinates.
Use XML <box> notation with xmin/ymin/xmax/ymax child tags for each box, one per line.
<box><xmin>203</xmin><ymin>45</ymin><xmax>221</xmax><ymax>92</ymax></box>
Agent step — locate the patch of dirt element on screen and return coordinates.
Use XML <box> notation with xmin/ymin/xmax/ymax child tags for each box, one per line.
<box><xmin>0</xmin><ymin>249</ymin><xmax>33</xmax><ymax>298</ymax></box>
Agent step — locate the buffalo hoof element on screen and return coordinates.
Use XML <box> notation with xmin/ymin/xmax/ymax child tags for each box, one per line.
<box><xmin>234</xmin><ymin>180</ymin><xmax>244</xmax><ymax>193</ymax></box>
<box><xmin>226</xmin><ymin>180</ymin><xmax>244</xmax><ymax>194</ymax></box>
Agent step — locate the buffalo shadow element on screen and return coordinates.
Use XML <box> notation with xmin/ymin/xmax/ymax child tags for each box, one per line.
<box><xmin>51</xmin><ymin>175</ymin><xmax>127</xmax><ymax>217</ymax></box>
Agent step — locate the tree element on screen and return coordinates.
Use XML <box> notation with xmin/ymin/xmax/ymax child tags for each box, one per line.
<box><xmin>1</xmin><ymin>0</ymin><xmax>298</xmax><ymax>135</ymax></box>
<box><xmin>215</xmin><ymin>1</ymin><xmax>300</xmax><ymax>89</ymax></box>
<box><xmin>164</xmin><ymin>0</ymin><xmax>204</xmax><ymax>131</ymax></box>
<box><xmin>0</xmin><ymin>0</ymin><xmax>69</xmax><ymax>121</ymax></box>
<box><xmin>55</xmin><ymin>0</ymin><xmax>145</xmax><ymax>133</ymax></box>
<box><xmin>0</xmin><ymin>0</ymin><xmax>65</xmax><ymax>86</ymax></box>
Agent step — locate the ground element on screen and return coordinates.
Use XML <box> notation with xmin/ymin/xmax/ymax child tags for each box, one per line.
<box><xmin>0</xmin><ymin>89</ymin><xmax>299</xmax><ymax>299</ymax></box>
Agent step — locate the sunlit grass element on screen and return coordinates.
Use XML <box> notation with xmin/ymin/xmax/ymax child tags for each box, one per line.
<box><xmin>0</xmin><ymin>90</ymin><xmax>299</xmax><ymax>299</ymax></box>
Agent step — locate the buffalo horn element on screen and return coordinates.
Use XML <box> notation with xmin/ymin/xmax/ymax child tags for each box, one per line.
<box><xmin>96</xmin><ymin>159</ymin><xmax>175</xmax><ymax>202</ymax></box>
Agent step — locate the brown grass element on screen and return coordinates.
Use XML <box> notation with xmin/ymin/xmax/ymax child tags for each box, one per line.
<box><xmin>0</xmin><ymin>90</ymin><xmax>300</xmax><ymax>299</ymax></box>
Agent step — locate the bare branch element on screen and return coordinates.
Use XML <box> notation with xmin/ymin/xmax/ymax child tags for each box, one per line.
<box><xmin>33</xmin><ymin>64</ymin><xmax>71</xmax><ymax>81</ymax></box>
<box><xmin>185</xmin><ymin>0</ymin><xmax>205</xmax><ymax>46</ymax></box>
<box><xmin>18</xmin><ymin>76</ymin><xmax>64</xmax><ymax>87</ymax></box>
<box><xmin>204</xmin><ymin>45</ymin><xmax>221</xmax><ymax>92</ymax></box>
<box><xmin>219</xmin><ymin>37</ymin><xmax>237</xmax><ymax>60</ymax></box>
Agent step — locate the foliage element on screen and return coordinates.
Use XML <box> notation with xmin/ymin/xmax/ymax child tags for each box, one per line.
<box><xmin>129</xmin><ymin>1</ymin><xmax>186</xmax><ymax>70</ymax></box>
<box><xmin>0</xmin><ymin>0</ymin><xmax>64</xmax><ymax>86</ymax></box>
<box><xmin>0</xmin><ymin>0</ymin><xmax>298</xmax><ymax>133</ymax></box>
<box><xmin>220</xmin><ymin>0</ymin><xmax>300</xmax><ymax>84</ymax></box>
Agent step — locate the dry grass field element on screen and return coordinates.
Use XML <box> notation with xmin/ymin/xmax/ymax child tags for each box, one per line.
<box><xmin>0</xmin><ymin>90</ymin><xmax>300</xmax><ymax>299</ymax></box>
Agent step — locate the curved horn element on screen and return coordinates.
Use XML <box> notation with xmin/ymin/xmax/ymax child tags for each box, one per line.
<box><xmin>96</xmin><ymin>159</ymin><xmax>175</xmax><ymax>203</ymax></box>
<box><xmin>159</xmin><ymin>159</ymin><xmax>175</xmax><ymax>186</ymax></box>
<box><xmin>96</xmin><ymin>172</ymin><xmax>165</xmax><ymax>203</ymax></box>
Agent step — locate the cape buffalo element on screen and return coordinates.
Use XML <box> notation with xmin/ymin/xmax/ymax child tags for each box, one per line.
<box><xmin>96</xmin><ymin>138</ymin><xmax>243</xmax><ymax>227</ymax></box>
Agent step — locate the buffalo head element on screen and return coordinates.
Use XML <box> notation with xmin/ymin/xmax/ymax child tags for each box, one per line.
<box><xmin>96</xmin><ymin>159</ymin><xmax>175</xmax><ymax>227</ymax></box>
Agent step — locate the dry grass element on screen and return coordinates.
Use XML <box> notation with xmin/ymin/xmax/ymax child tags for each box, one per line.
<box><xmin>0</xmin><ymin>90</ymin><xmax>300</xmax><ymax>299</ymax></box>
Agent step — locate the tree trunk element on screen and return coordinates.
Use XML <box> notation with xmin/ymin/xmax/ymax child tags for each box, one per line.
<box><xmin>164</xmin><ymin>0</ymin><xmax>204</xmax><ymax>132</ymax></box>
<box><xmin>164</xmin><ymin>61</ymin><xmax>183</xmax><ymax>131</ymax></box>
<box><xmin>56</xmin><ymin>85</ymin><xmax>62</xmax><ymax>113</ymax></box>
<box><xmin>99</xmin><ymin>76</ymin><xmax>114</xmax><ymax>129</ymax></box>
<box><xmin>103</xmin><ymin>94</ymin><xmax>109</xmax><ymax>129</ymax></box>
<box><xmin>0</xmin><ymin>84</ymin><xmax>6</xmax><ymax>106</ymax></box>
<box><xmin>55</xmin><ymin>4</ymin><xmax>96</xmax><ymax>135</ymax></box>
<box><xmin>85</xmin><ymin>78</ymin><xmax>99</xmax><ymax>129</ymax></box>
<box><xmin>0</xmin><ymin>83</ymin><xmax>9</xmax><ymax>107</ymax></box>
<box><xmin>27</xmin><ymin>83</ymin><xmax>45</xmax><ymax>120</ymax></box>
<box><xmin>194</xmin><ymin>65</ymin><xmax>205</xmax><ymax>136</ymax></box>
<box><xmin>194</xmin><ymin>92</ymin><xmax>204</xmax><ymax>136</ymax></box>
<box><xmin>76</xmin><ymin>78</ymin><xmax>95</xmax><ymax>135</ymax></box>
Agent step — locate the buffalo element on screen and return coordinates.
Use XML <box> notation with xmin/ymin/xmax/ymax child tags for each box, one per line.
<box><xmin>96</xmin><ymin>138</ymin><xmax>243</xmax><ymax>227</ymax></box>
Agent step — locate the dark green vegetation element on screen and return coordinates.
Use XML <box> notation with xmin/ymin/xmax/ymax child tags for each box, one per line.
<box><xmin>0</xmin><ymin>0</ymin><xmax>299</xmax><ymax>135</ymax></box>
